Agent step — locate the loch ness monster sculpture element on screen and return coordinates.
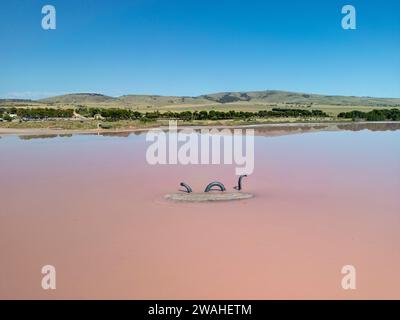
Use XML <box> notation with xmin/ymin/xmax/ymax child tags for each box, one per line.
<box><xmin>204</xmin><ymin>181</ymin><xmax>226</xmax><ymax>192</ymax></box>
<box><xmin>234</xmin><ymin>175</ymin><xmax>248</xmax><ymax>191</ymax></box>
<box><xmin>180</xmin><ymin>182</ymin><xmax>193</xmax><ymax>193</ymax></box>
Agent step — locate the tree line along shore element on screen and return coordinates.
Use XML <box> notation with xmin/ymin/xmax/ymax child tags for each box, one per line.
<box><xmin>1</xmin><ymin>107</ymin><xmax>400</xmax><ymax>121</ymax></box>
<box><xmin>1</xmin><ymin>107</ymin><xmax>400</xmax><ymax>131</ymax></box>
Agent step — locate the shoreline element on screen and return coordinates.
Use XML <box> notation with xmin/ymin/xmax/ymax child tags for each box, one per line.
<box><xmin>1</xmin><ymin>121</ymin><xmax>400</xmax><ymax>137</ymax></box>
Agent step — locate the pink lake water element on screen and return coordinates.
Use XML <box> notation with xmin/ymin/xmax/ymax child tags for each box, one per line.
<box><xmin>0</xmin><ymin>124</ymin><xmax>399</xmax><ymax>299</ymax></box>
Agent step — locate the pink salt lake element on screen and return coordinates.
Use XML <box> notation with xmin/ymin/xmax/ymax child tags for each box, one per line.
<box><xmin>0</xmin><ymin>123</ymin><xmax>399</xmax><ymax>299</ymax></box>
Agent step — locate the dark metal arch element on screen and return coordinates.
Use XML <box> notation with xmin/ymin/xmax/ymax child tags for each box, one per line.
<box><xmin>234</xmin><ymin>175</ymin><xmax>248</xmax><ymax>191</ymax></box>
<box><xmin>180</xmin><ymin>182</ymin><xmax>193</xmax><ymax>193</ymax></box>
<box><xmin>204</xmin><ymin>181</ymin><xmax>226</xmax><ymax>192</ymax></box>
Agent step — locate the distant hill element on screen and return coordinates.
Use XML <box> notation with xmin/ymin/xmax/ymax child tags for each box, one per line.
<box><xmin>0</xmin><ymin>99</ymin><xmax>42</xmax><ymax>107</ymax></box>
<box><xmin>1</xmin><ymin>90</ymin><xmax>400</xmax><ymax>108</ymax></box>
<box><xmin>118</xmin><ymin>95</ymin><xmax>211</xmax><ymax>106</ymax></box>
<box><xmin>0</xmin><ymin>99</ymin><xmax>34</xmax><ymax>103</ymax></box>
<box><xmin>200</xmin><ymin>90</ymin><xmax>400</xmax><ymax>107</ymax></box>
<box><xmin>39</xmin><ymin>93</ymin><xmax>116</xmax><ymax>104</ymax></box>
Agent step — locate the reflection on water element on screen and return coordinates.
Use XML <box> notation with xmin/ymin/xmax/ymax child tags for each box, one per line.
<box><xmin>336</xmin><ymin>122</ymin><xmax>400</xmax><ymax>131</ymax></box>
<box><xmin>18</xmin><ymin>134</ymin><xmax>73</xmax><ymax>140</ymax></box>
<box><xmin>9</xmin><ymin>122</ymin><xmax>400</xmax><ymax>140</ymax></box>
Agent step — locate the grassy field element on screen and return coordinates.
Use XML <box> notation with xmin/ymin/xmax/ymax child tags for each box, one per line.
<box><xmin>132</xmin><ymin>102</ymin><xmax>399</xmax><ymax>116</ymax></box>
<box><xmin>2</xmin><ymin>100</ymin><xmax>399</xmax><ymax>115</ymax></box>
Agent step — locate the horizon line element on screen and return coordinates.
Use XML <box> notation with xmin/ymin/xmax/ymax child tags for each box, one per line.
<box><xmin>2</xmin><ymin>89</ymin><xmax>400</xmax><ymax>101</ymax></box>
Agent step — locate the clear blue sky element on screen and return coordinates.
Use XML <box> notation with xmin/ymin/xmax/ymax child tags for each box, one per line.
<box><xmin>0</xmin><ymin>0</ymin><xmax>399</xmax><ymax>99</ymax></box>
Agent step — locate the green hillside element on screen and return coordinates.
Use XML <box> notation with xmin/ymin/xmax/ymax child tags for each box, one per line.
<box><xmin>1</xmin><ymin>90</ymin><xmax>400</xmax><ymax>111</ymax></box>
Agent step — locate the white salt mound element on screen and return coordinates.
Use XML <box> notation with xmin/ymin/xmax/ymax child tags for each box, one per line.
<box><xmin>165</xmin><ymin>192</ymin><xmax>253</xmax><ymax>202</ymax></box>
